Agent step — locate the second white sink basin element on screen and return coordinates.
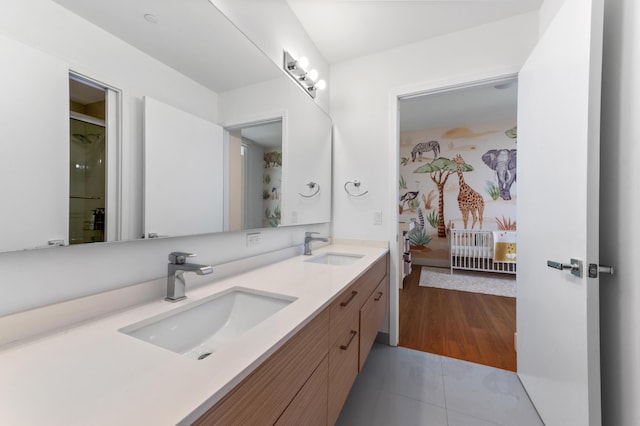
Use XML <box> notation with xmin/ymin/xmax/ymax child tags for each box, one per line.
<box><xmin>305</xmin><ymin>252</ymin><xmax>364</xmax><ymax>266</ymax></box>
<box><xmin>120</xmin><ymin>288</ymin><xmax>296</xmax><ymax>360</ymax></box>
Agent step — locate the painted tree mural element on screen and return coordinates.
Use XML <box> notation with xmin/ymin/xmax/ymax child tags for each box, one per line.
<box><xmin>413</xmin><ymin>157</ymin><xmax>457</xmax><ymax>238</ymax></box>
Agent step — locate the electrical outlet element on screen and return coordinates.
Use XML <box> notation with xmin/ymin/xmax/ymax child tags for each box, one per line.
<box><xmin>374</xmin><ymin>210</ymin><xmax>382</xmax><ymax>225</ymax></box>
<box><xmin>246</xmin><ymin>232</ymin><xmax>262</xmax><ymax>247</ymax></box>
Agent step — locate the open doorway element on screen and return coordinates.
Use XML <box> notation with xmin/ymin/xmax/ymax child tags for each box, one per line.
<box><xmin>225</xmin><ymin>118</ymin><xmax>283</xmax><ymax>231</ymax></box>
<box><xmin>397</xmin><ymin>78</ymin><xmax>518</xmax><ymax>371</ymax></box>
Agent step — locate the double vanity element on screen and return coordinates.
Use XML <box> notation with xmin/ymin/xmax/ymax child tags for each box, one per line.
<box><xmin>0</xmin><ymin>242</ymin><xmax>388</xmax><ymax>425</ymax></box>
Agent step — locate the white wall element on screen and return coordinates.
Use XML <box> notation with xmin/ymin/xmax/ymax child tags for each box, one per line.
<box><xmin>599</xmin><ymin>0</ymin><xmax>640</xmax><ymax>424</ymax></box>
<box><xmin>0</xmin><ymin>0</ymin><xmax>330</xmax><ymax>317</ymax></box>
<box><xmin>538</xmin><ymin>0</ymin><xmax>567</xmax><ymax>35</ymax></box>
<box><xmin>330</xmin><ymin>12</ymin><xmax>539</xmax><ymax>242</ymax></box>
<box><xmin>330</xmin><ymin>12</ymin><xmax>538</xmax><ymax>337</ymax></box>
<box><xmin>211</xmin><ymin>0</ymin><xmax>330</xmax><ymax>113</ymax></box>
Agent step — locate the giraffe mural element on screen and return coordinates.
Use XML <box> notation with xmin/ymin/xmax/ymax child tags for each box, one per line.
<box><xmin>454</xmin><ymin>154</ymin><xmax>484</xmax><ymax>229</ymax></box>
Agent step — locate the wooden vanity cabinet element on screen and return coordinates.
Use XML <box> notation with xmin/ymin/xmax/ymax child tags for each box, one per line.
<box><xmin>358</xmin><ymin>253</ymin><xmax>389</xmax><ymax>370</ymax></box>
<box><xmin>275</xmin><ymin>356</ymin><xmax>329</xmax><ymax>426</ymax></box>
<box><xmin>359</xmin><ymin>277</ymin><xmax>389</xmax><ymax>368</ymax></box>
<box><xmin>194</xmin><ymin>309</ymin><xmax>329</xmax><ymax>425</ymax></box>
<box><xmin>194</xmin><ymin>252</ymin><xmax>389</xmax><ymax>426</ymax></box>
<box><xmin>327</xmin><ymin>252</ymin><xmax>389</xmax><ymax>423</ymax></box>
<box><xmin>327</xmin><ymin>284</ymin><xmax>361</xmax><ymax>425</ymax></box>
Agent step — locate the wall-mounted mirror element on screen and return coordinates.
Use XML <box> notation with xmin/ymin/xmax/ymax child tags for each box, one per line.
<box><xmin>0</xmin><ymin>0</ymin><xmax>331</xmax><ymax>252</ymax></box>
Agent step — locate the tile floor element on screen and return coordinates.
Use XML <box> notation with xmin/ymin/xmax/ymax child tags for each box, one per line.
<box><xmin>336</xmin><ymin>343</ymin><xmax>544</xmax><ymax>426</ymax></box>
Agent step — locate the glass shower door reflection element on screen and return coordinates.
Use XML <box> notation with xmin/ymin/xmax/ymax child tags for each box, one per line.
<box><xmin>69</xmin><ymin>118</ymin><xmax>106</xmax><ymax>244</ymax></box>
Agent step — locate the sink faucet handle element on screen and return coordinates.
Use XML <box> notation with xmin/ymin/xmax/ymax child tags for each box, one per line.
<box><xmin>169</xmin><ymin>252</ymin><xmax>196</xmax><ymax>264</ymax></box>
<box><xmin>305</xmin><ymin>231</ymin><xmax>319</xmax><ymax>237</ymax></box>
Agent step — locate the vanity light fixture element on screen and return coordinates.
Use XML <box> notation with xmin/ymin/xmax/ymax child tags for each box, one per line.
<box><xmin>283</xmin><ymin>51</ymin><xmax>326</xmax><ymax>99</ymax></box>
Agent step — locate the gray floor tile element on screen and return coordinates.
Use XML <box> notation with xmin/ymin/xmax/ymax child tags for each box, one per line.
<box><xmin>338</xmin><ymin>344</ymin><xmax>543</xmax><ymax>426</ymax></box>
<box><xmin>371</xmin><ymin>390</ymin><xmax>448</xmax><ymax>426</ymax></box>
<box><xmin>447</xmin><ymin>410</ymin><xmax>502</xmax><ymax>426</ymax></box>
<box><xmin>376</xmin><ymin>345</ymin><xmax>446</xmax><ymax>407</ymax></box>
<box><xmin>441</xmin><ymin>356</ymin><xmax>543</xmax><ymax>426</ymax></box>
<box><xmin>336</xmin><ymin>367</ymin><xmax>383</xmax><ymax>426</ymax></box>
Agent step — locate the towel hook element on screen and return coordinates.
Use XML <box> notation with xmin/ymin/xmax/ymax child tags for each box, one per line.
<box><xmin>299</xmin><ymin>181</ymin><xmax>320</xmax><ymax>198</ymax></box>
<box><xmin>344</xmin><ymin>180</ymin><xmax>369</xmax><ymax>197</ymax></box>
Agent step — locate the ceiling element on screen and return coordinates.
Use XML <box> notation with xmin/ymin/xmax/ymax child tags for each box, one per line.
<box><xmin>242</xmin><ymin>120</ymin><xmax>283</xmax><ymax>148</ymax></box>
<box><xmin>56</xmin><ymin>0</ymin><xmax>531</xmax><ymax>128</ymax></box>
<box><xmin>399</xmin><ymin>79</ymin><xmax>518</xmax><ymax>131</ymax></box>
<box><xmin>286</xmin><ymin>0</ymin><xmax>543</xmax><ymax>64</ymax></box>
<box><xmin>53</xmin><ymin>0</ymin><xmax>282</xmax><ymax>93</ymax></box>
<box><xmin>285</xmin><ymin>1</ymin><xmax>537</xmax><ymax>129</ymax></box>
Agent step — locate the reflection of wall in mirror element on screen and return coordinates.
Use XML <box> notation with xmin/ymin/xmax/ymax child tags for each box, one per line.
<box><xmin>219</xmin><ymin>78</ymin><xmax>332</xmax><ymax>228</ymax></box>
<box><xmin>0</xmin><ymin>33</ymin><xmax>69</xmax><ymax>252</ymax></box>
<box><xmin>245</xmin><ymin>141</ymin><xmax>265</xmax><ymax>229</ymax></box>
<box><xmin>228</xmin><ymin>131</ymin><xmax>243</xmax><ymax>232</ymax></box>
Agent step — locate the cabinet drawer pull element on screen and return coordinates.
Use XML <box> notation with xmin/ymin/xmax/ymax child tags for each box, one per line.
<box><xmin>340</xmin><ymin>291</ymin><xmax>358</xmax><ymax>307</ymax></box>
<box><xmin>340</xmin><ymin>330</ymin><xmax>358</xmax><ymax>350</ymax></box>
<box><xmin>374</xmin><ymin>291</ymin><xmax>383</xmax><ymax>301</ymax></box>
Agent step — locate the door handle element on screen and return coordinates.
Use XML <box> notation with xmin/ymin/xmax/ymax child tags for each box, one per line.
<box><xmin>547</xmin><ymin>258</ymin><xmax>583</xmax><ymax>277</ymax></box>
<box><xmin>588</xmin><ymin>264</ymin><xmax>615</xmax><ymax>278</ymax></box>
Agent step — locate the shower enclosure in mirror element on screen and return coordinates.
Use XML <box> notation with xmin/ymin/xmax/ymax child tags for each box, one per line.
<box><xmin>0</xmin><ymin>0</ymin><xmax>331</xmax><ymax>253</ymax></box>
<box><xmin>69</xmin><ymin>76</ymin><xmax>106</xmax><ymax>244</ymax></box>
<box><xmin>69</xmin><ymin>118</ymin><xmax>105</xmax><ymax>243</ymax></box>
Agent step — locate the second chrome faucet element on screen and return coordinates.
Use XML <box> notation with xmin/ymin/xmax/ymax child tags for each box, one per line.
<box><xmin>303</xmin><ymin>232</ymin><xmax>329</xmax><ymax>255</ymax></box>
<box><xmin>166</xmin><ymin>252</ymin><xmax>213</xmax><ymax>302</ymax></box>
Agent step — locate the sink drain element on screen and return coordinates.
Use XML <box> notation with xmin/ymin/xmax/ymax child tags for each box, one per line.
<box><xmin>198</xmin><ymin>352</ymin><xmax>213</xmax><ymax>360</ymax></box>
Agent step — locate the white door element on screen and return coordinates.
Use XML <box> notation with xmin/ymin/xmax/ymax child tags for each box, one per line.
<box><xmin>517</xmin><ymin>0</ymin><xmax>604</xmax><ymax>424</ymax></box>
<box><xmin>143</xmin><ymin>96</ymin><xmax>224</xmax><ymax>238</ymax></box>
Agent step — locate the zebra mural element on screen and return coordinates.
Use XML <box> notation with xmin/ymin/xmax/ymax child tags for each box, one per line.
<box><xmin>411</xmin><ymin>140</ymin><xmax>440</xmax><ymax>162</ymax></box>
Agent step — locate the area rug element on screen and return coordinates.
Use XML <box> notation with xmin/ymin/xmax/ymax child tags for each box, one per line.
<box><xmin>418</xmin><ymin>266</ymin><xmax>516</xmax><ymax>298</ymax></box>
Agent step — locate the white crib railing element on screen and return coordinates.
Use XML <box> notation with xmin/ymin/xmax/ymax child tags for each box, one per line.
<box><xmin>450</xmin><ymin>229</ymin><xmax>516</xmax><ymax>274</ymax></box>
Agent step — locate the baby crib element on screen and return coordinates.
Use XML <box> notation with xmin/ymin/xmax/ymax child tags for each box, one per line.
<box><xmin>449</xmin><ymin>229</ymin><xmax>516</xmax><ymax>274</ymax></box>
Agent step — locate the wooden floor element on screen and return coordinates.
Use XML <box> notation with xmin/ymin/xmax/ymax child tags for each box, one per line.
<box><xmin>399</xmin><ymin>266</ymin><xmax>517</xmax><ymax>371</ymax></box>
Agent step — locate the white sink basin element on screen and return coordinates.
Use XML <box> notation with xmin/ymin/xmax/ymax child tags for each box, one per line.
<box><xmin>119</xmin><ymin>288</ymin><xmax>296</xmax><ymax>360</ymax></box>
<box><xmin>305</xmin><ymin>252</ymin><xmax>364</xmax><ymax>266</ymax></box>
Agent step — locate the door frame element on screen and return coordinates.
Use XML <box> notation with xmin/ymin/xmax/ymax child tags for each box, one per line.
<box><xmin>387</xmin><ymin>67</ymin><xmax>521</xmax><ymax>347</ymax></box>
<box><xmin>69</xmin><ymin>71</ymin><xmax>123</xmax><ymax>242</ymax></box>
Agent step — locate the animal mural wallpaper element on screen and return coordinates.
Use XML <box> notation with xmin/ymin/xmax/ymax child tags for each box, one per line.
<box><xmin>263</xmin><ymin>149</ymin><xmax>282</xmax><ymax>227</ymax></box>
<box><xmin>399</xmin><ymin>118</ymin><xmax>517</xmax><ymax>266</ymax></box>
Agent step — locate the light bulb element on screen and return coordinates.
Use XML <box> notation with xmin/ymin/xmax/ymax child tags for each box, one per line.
<box><xmin>308</xmin><ymin>69</ymin><xmax>319</xmax><ymax>82</ymax></box>
<box><xmin>315</xmin><ymin>79</ymin><xmax>327</xmax><ymax>91</ymax></box>
<box><xmin>297</xmin><ymin>56</ymin><xmax>309</xmax><ymax>71</ymax></box>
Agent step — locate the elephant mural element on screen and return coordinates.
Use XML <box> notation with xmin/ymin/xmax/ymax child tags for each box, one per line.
<box><xmin>482</xmin><ymin>149</ymin><xmax>517</xmax><ymax>200</ymax></box>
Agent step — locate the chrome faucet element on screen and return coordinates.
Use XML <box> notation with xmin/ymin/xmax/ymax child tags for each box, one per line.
<box><xmin>165</xmin><ymin>252</ymin><xmax>213</xmax><ymax>302</ymax></box>
<box><xmin>304</xmin><ymin>232</ymin><xmax>329</xmax><ymax>255</ymax></box>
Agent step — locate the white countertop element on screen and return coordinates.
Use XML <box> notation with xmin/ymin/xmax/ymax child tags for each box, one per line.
<box><xmin>0</xmin><ymin>244</ymin><xmax>388</xmax><ymax>425</ymax></box>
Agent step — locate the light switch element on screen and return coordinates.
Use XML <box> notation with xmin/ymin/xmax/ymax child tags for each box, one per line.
<box><xmin>374</xmin><ymin>210</ymin><xmax>382</xmax><ymax>225</ymax></box>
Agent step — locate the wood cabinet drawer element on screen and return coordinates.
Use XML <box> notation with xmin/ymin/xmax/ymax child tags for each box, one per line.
<box><xmin>275</xmin><ymin>355</ymin><xmax>328</xmax><ymax>426</ymax></box>
<box><xmin>329</xmin><ymin>284</ymin><xmax>361</xmax><ymax>347</ymax></box>
<box><xmin>357</xmin><ymin>254</ymin><xmax>388</xmax><ymax>307</ymax></box>
<box><xmin>328</xmin><ymin>308</ymin><xmax>360</xmax><ymax>426</ymax></box>
<box><xmin>359</xmin><ymin>277</ymin><xmax>388</xmax><ymax>370</ymax></box>
<box><xmin>194</xmin><ymin>309</ymin><xmax>329</xmax><ymax>425</ymax></box>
